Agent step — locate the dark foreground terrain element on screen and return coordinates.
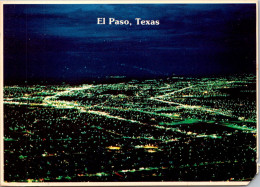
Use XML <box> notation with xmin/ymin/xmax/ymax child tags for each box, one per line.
<box><xmin>4</xmin><ymin>75</ymin><xmax>257</xmax><ymax>182</ymax></box>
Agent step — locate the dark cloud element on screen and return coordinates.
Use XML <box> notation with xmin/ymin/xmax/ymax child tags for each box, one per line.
<box><xmin>4</xmin><ymin>4</ymin><xmax>256</xmax><ymax>84</ymax></box>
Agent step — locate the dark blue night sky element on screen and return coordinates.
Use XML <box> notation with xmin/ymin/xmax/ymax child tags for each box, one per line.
<box><xmin>4</xmin><ymin>4</ymin><xmax>256</xmax><ymax>84</ymax></box>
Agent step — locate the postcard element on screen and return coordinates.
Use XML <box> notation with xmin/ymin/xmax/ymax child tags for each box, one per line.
<box><xmin>0</xmin><ymin>0</ymin><xmax>258</xmax><ymax>186</ymax></box>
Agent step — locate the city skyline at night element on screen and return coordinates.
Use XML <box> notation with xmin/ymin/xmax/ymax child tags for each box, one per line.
<box><xmin>2</xmin><ymin>2</ymin><xmax>257</xmax><ymax>184</ymax></box>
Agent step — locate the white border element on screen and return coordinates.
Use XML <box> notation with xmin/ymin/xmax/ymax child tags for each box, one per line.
<box><xmin>0</xmin><ymin>0</ymin><xmax>258</xmax><ymax>186</ymax></box>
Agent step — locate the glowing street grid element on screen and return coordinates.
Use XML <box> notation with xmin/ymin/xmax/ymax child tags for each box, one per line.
<box><xmin>4</xmin><ymin>74</ymin><xmax>256</xmax><ymax>182</ymax></box>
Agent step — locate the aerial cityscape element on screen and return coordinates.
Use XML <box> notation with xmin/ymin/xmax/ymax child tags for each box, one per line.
<box><xmin>4</xmin><ymin>74</ymin><xmax>256</xmax><ymax>182</ymax></box>
<box><xmin>3</xmin><ymin>3</ymin><xmax>257</xmax><ymax>183</ymax></box>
